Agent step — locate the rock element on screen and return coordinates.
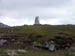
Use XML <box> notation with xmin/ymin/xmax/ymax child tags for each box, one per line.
<box><xmin>48</xmin><ymin>40</ymin><xmax>55</xmax><ymax>52</ymax></box>
<box><xmin>44</xmin><ymin>40</ymin><xmax>55</xmax><ymax>52</ymax></box>
<box><xmin>0</xmin><ymin>39</ymin><xmax>7</xmax><ymax>46</ymax></box>
<box><xmin>7</xmin><ymin>50</ymin><xmax>18</xmax><ymax>56</ymax></box>
<box><xmin>17</xmin><ymin>49</ymin><xmax>27</xmax><ymax>53</ymax></box>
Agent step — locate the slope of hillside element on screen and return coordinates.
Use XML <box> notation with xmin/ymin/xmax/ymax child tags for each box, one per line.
<box><xmin>0</xmin><ymin>25</ymin><xmax>75</xmax><ymax>52</ymax></box>
<box><xmin>0</xmin><ymin>25</ymin><xmax>75</xmax><ymax>40</ymax></box>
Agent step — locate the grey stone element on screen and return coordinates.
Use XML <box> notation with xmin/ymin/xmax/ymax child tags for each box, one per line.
<box><xmin>45</xmin><ymin>40</ymin><xmax>55</xmax><ymax>52</ymax></box>
<box><xmin>0</xmin><ymin>39</ymin><xmax>7</xmax><ymax>46</ymax></box>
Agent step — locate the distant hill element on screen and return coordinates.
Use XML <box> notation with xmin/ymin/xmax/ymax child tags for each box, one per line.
<box><xmin>0</xmin><ymin>23</ymin><xmax>9</xmax><ymax>28</ymax></box>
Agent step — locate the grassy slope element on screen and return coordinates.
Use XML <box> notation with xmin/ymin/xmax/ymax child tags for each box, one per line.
<box><xmin>0</xmin><ymin>25</ymin><xmax>75</xmax><ymax>56</ymax></box>
<box><xmin>0</xmin><ymin>25</ymin><xmax>75</xmax><ymax>39</ymax></box>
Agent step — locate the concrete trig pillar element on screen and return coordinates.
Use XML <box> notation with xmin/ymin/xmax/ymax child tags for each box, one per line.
<box><xmin>34</xmin><ymin>16</ymin><xmax>40</xmax><ymax>25</ymax></box>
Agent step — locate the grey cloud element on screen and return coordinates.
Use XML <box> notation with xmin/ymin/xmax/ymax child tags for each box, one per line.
<box><xmin>60</xmin><ymin>19</ymin><xmax>75</xmax><ymax>24</ymax></box>
<box><xmin>0</xmin><ymin>0</ymin><xmax>74</xmax><ymax>26</ymax></box>
<box><xmin>0</xmin><ymin>0</ymin><xmax>71</xmax><ymax>10</ymax></box>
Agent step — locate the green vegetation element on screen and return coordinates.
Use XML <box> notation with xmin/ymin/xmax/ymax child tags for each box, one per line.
<box><xmin>12</xmin><ymin>25</ymin><xmax>75</xmax><ymax>37</ymax></box>
<box><xmin>0</xmin><ymin>49</ymin><xmax>75</xmax><ymax>56</ymax></box>
<box><xmin>0</xmin><ymin>25</ymin><xmax>75</xmax><ymax>47</ymax></box>
<box><xmin>0</xmin><ymin>25</ymin><xmax>75</xmax><ymax>56</ymax></box>
<box><xmin>0</xmin><ymin>25</ymin><xmax>75</xmax><ymax>40</ymax></box>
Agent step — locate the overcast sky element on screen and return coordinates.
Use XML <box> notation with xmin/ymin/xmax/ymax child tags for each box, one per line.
<box><xmin>0</xmin><ymin>0</ymin><xmax>74</xmax><ymax>26</ymax></box>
